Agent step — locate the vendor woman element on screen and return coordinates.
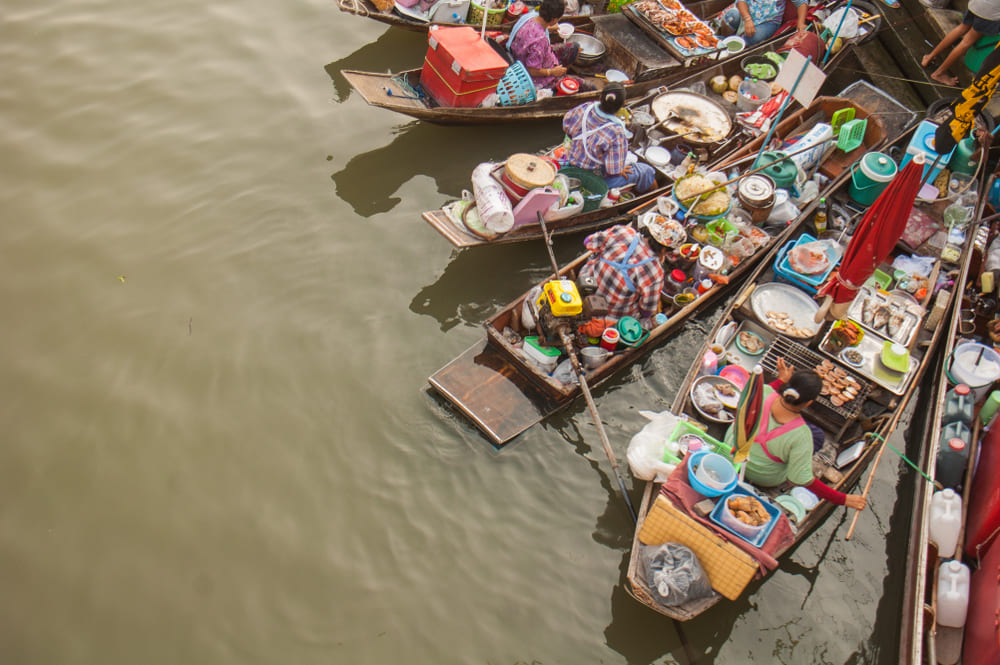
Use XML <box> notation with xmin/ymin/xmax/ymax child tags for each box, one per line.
<box><xmin>507</xmin><ymin>0</ymin><xmax>580</xmax><ymax>89</ymax></box>
<box><xmin>721</xmin><ymin>0</ymin><xmax>807</xmax><ymax>45</ymax></box>
<box><xmin>577</xmin><ymin>224</ymin><xmax>664</xmax><ymax>325</ymax></box>
<box><xmin>725</xmin><ymin>359</ymin><xmax>867</xmax><ymax>510</ymax></box>
<box><xmin>562</xmin><ymin>82</ymin><xmax>657</xmax><ymax>194</ymax></box>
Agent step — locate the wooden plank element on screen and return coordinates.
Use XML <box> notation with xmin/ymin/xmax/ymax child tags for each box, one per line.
<box><xmin>428</xmin><ymin>341</ymin><xmax>559</xmax><ymax>446</ymax></box>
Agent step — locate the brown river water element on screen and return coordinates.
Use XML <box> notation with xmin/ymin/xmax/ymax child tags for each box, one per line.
<box><xmin>2</xmin><ymin>1</ymin><xmax>933</xmax><ymax>662</ymax></box>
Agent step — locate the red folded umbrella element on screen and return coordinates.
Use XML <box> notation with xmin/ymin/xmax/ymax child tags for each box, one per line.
<box><xmin>816</xmin><ymin>154</ymin><xmax>925</xmax><ymax>315</ymax></box>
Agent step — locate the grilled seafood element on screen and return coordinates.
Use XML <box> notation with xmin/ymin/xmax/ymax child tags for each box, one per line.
<box><xmin>815</xmin><ymin>360</ymin><xmax>864</xmax><ymax>406</ymax></box>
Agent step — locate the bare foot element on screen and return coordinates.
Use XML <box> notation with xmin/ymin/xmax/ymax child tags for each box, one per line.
<box><xmin>930</xmin><ymin>70</ymin><xmax>959</xmax><ymax>86</ymax></box>
<box><xmin>921</xmin><ymin>53</ymin><xmax>934</xmax><ymax>68</ymax></box>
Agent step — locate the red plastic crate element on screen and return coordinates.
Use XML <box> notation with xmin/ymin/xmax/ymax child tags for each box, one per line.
<box><xmin>420</xmin><ymin>26</ymin><xmax>509</xmax><ymax>107</ymax></box>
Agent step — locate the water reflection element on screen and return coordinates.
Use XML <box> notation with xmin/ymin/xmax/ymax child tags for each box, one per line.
<box><xmin>324</xmin><ymin>29</ymin><xmax>426</xmax><ymax>102</ymax></box>
<box><xmin>331</xmin><ymin>120</ymin><xmax>559</xmax><ymax>216</ymax></box>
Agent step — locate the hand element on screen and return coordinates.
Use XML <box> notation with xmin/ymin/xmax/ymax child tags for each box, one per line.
<box><xmin>549</xmin><ymin>65</ymin><xmax>567</xmax><ymax>78</ymax></box>
<box><xmin>743</xmin><ymin>17</ymin><xmax>755</xmax><ymax>38</ymax></box>
<box><xmin>775</xmin><ymin>357</ymin><xmax>794</xmax><ymax>384</ymax></box>
<box><xmin>844</xmin><ymin>494</ymin><xmax>867</xmax><ymax>510</ymax></box>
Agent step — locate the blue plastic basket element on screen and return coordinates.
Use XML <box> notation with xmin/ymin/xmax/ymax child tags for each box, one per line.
<box><xmin>773</xmin><ymin>232</ymin><xmax>840</xmax><ymax>295</ymax></box>
<box><xmin>496</xmin><ymin>62</ymin><xmax>536</xmax><ymax>107</ymax></box>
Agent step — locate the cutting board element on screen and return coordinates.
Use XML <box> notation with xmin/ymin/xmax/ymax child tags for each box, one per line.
<box><xmin>511</xmin><ymin>187</ymin><xmax>562</xmax><ymax>228</ymax></box>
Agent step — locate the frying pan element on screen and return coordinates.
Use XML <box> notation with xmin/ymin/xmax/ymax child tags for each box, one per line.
<box><xmin>650</xmin><ymin>90</ymin><xmax>732</xmax><ymax>148</ymax></box>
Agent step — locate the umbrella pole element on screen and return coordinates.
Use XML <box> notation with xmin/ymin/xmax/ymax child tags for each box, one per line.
<box><xmin>821</xmin><ymin>0</ymin><xmax>853</xmax><ymax>66</ymax></box>
<box><xmin>537</xmin><ymin>213</ymin><xmax>638</xmax><ymax>523</ymax></box>
<box><xmin>752</xmin><ymin>56</ymin><xmax>813</xmax><ymax>170</ymax></box>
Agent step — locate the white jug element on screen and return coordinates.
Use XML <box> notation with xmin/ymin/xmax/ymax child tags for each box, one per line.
<box><xmin>936</xmin><ymin>560</ymin><xmax>970</xmax><ymax>628</ymax></box>
<box><xmin>929</xmin><ymin>489</ymin><xmax>963</xmax><ymax>558</ymax></box>
<box><xmin>471</xmin><ymin>162</ymin><xmax>514</xmax><ymax>233</ymax></box>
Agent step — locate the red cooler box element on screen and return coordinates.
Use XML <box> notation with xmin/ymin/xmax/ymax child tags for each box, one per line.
<box><xmin>420</xmin><ymin>26</ymin><xmax>509</xmax><ymax>108</ymax></box>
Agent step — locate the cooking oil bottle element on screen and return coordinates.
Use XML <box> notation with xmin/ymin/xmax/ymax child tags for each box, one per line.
<box><xmin>814</xmin><ymin>198</ymin><xmax>828</xmax><ymax>234</ymax></box>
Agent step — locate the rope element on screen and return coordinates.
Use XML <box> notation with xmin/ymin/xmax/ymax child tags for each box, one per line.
<box><xmin>338</xmin><ymin>0</ymin><xmax>370</xmax><ymax>16</ymax></box>
<box><xmin>390</xmin><ymin>73</ymin><xmax>423</xmax><ymax>99</ymax></box>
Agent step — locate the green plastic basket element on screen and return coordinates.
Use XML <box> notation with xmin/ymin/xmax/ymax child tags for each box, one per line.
<box><xmin>837</xmin><ymin>118</ymin><xmax>867</xmax><ymax>152</ymax></box>
<box><xmin>830</xmin><ymin>107</ymin><xmax>855</xmax><ymax>136</ymax></box>
<box><xmin>558</xmin><ymin>166</ymin><xmax>609</xmax><ymax>212</ymax></box>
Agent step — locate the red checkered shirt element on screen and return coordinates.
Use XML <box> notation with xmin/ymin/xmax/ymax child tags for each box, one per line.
<box><xmin>579</xmin><ymin>225</ymin><xmax>664</xmax><ymax>320</ymax></box>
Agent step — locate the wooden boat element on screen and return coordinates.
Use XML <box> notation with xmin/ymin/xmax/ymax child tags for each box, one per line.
<box><xmin>342</xmin><ymin>0</ymin><xmax>881</xmax><ymax>125</ymax></box>
<box><xmin>336</xmin><ymin>0</ymin><xmax>599</xmax><ymax>33</ymax></box>
<box><xmin>427</xmin><ymin>85</ymin><xmax>897</xmax><ymax>446</ymax></box>
<box><xmin>898</xmin><ymin>178</ymin><xmax>999</xmax><ymax>664</ymax></box>
<box><xmin>419</xmin><ymin>38</ymin><xmax>876</xmax><ymax>249</ymax></box>
<box><xmin>623</xmin><ymin>125</ymin><xmax>984</xmax><ymax>622</ymax></box>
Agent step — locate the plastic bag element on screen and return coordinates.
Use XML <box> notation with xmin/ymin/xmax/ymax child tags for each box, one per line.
<box><xmin>891</xmin><ymin>254</ymin><xmax>935</xmax><ymax>278</ymax></box>
<box><xmin>552</xmin><ymin>358</ymin><xmax>580</xmax><ymax>385</ymax></box>
<box><xmin>788</xmin><ymin>240</ymin><xmax>833</xmax><ymax>275</ymax></box>
<box><xmin>639</xmin><ymin>543</ymin><xmax>714</xmax><ymax>607</ymax></box>
<box><xmin>626</xmin><ymin>410</ymin><xmax>680</xmax><ymax>481</ymax></box>
<box><xmin>823</xmin><ymin>7</ymin><xmax>859</xmax><ymax>39</ymax></box>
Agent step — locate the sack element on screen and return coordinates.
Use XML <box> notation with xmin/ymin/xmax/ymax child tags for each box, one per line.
<box><xmin>639</xmin><ymin>543</ymin><xmax>714</xmax><ymax>607</ymax></box>
<box><xmin>626</xmin><ymin>410</ymin><xmax>681</xmax><ymax>481</ymax></box>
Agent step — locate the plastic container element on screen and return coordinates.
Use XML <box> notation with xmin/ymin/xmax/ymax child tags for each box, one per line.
<box><xmin>849</xmin><ymin>151</ymin><xmax>897</xmax><ymax>207</ymax></box>
<box><xmin>662</xmin><ymin>268</ymin><xmax>687</xmax><ymax>297</ymax></box>
<box><xmin>936</xmin><ymin>560</ymin><xmax>971</xmax><ymax>628</ymax></box>
<box><xmin>710</xmin><ymin>486</ymin><xmax>780</xmax><ymax>546</ymax></box>
<box><xmin>662</xmin><ymin>420</ymin><xmax>731</xmax><ymax>464</ymax></box>
<box><xmin>699</xmin><ymin>349</ymin><xmax>718</xmax><ymax>377</ymax></box>
<box><xmin>980</xmin><ymin>389</ymin><xmax>1000</xmax><ymax>425</ymax></box>
<box><xmin>558</xmin><ymin>166</ymin><xmax>609</xmax><ymax>212</ymax></box>
<box><xmin>522</xmin><ymin>336</ymin><xmax>561</xmax><ymax>371</ymax></box>
<box><xmin>787</xmin><ymin>123</ymin><xmax>833</xmax><ymax>174</ymax></box>
<box><xmin>949</xmin><ymin>342</ymin><xmax>1000</xmax><ymax>402</ymax></box>
<box><xmin>943</xmin><ymin>383</ymin><xmax>975</xmax><ymax>428</ymax></box>
<box><xmin>736</xmin><ymin>79</ymin><xmax>771</xmax><ymax>113</ymax></box>
<box><xmin>686</xmin><ymin>450</ymin><xmax>738</xmax><ymax>497</ymax></box>
<box><xmin>600</xmin><ymin>327</ymin><xmax>620</xmax><ymax>352</ymax></box>
<box><xmin>900</xmin><ymin>120</ymin><xmax>954</xmax><ymax>184</ymax></box>
<box><xmin>929</xmin><ymin>489</ymin><xmax>963</xmax><ymax>558</ymax></box>
<box><xmin>471</xmin><ymin>162</ymin><xmax>514</xmax><ymax>232</ymax></box>
<box><xmin>948</xmin><ymin>136</ymin><xmax>979</xmax><ymax>176</ymax></box>
<box><xmin>936</xmin><ymin>431</ymin><xmax>970</xmax><ymax>490</ymax></box>
<box><xmin>757</xmin><ymin>152</ymin><xmax>798</xmax><ymax>191</ymax></box>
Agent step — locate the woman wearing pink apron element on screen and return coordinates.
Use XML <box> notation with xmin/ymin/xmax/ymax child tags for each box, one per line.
<box><xmin>726</xmin><ymin>360</ymin><xmax>867</xmax><ymax>510</ymax></box>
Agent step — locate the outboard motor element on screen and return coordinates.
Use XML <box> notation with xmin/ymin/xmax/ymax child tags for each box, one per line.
<box><xmin>535</xmin><ymin>279</ymin><xmax>584</xmax><ymax>345</ymax></box>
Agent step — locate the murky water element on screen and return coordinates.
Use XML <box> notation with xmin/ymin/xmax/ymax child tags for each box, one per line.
<box><xmin>1</xmin><ymin>2</ymin><xmax>925</xmax><ymax>662</ymax></box>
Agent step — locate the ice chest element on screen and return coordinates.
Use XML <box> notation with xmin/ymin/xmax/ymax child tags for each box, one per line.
<box><xmin>420</xmin><ymin>26</ymin><xmax>509</xmax><ymax>108</ymax></box>
<box><xmin>899</xmin><ymin>120</ymin><xmax>955</xmax><ymax>184</ymax></box>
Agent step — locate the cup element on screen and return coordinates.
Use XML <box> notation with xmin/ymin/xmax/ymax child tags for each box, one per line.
<box><xmin>959</xmin><ymin>319</ymin><xmax>976</xmax><ymax>335</ymax></box>
<box><xmin>710</xmin><ymin>344</ymin><xmax>728</xmax><ymax>368</ymax></box>
<box><xmin>600</xmin><ymin>327</ymin><xmax>620</xmax><ymax>352</ymax></box>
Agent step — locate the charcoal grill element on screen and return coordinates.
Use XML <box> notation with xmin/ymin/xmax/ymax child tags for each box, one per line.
<box><xmin>761</xmin><ymin>336</ymin><xmax>872</xmax><ymax>422</ymax></box>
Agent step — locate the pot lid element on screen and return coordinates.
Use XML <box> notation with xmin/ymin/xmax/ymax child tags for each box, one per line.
<box><xmin>650</xmin><ymin>91</ymin><xmax>731</xmax><ymax>144</ymax></box>
<box><xmin>759</xmin><ymin>151</ymin><xmax>798</xmax><ymax>179</ymax></box>
<box><xmin>738</xmin><ymin>174</ymin><xmax>775</xmax><ymax>204</ymax></box>
<box><xmin>860</xmin><ymin>152</ymin><xmax>897</xmax><ymax>181</ymax></box>
<box><xmin>505</xmin><ymin>153</ymin><xmax>556</xmax><ymax>189</ymax></box>
<box><xmin>617</xmin><ymin>316</ymin><xmax>644</xmax><ymax>343</ymax></box>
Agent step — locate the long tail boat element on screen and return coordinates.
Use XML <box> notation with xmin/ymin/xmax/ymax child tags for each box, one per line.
<box><xmin>898</xmin><ymin>176</ymin><xmax>1000</xmax><ymax>664</ymax></box>
<box><xmin>341</xmin><ymin>0</ymin><xmax>881</xmax><ymax>125</ymax></box>
<box><xmin>623</xmin><ymin>123</ymin><xmax>984</xmax><ymax>622</ymax></box>
<box><xmin>428</xmin><ymin>83</ymin><xmax>903</xmax><ymax>446</ymax></box>
<box><xmin>420</xmin><ymin>41</ymin><xmax>853</xmax><ymax>248</ymax></box>
<box><xmin>336</xmin><ymin>0</ymin><xmax>600</xmax><ymax>33</ymax></box>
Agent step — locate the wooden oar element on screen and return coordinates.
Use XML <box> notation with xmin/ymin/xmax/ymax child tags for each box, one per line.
<box><xmin>537</xmin><ymin>212</ymin><xmax>638</xmax><ymax>523</ymax></box>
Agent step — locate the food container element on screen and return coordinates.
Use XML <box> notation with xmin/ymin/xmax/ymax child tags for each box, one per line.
<box><xmin>719</xmin><ymin>364</ymin><xmax>750</xmax><ymax>389</ymax></box>
<box><xmin>737</xmin><ymin>174</ymin><xmax>776</xmax><ymax>224</ymax></box>
<box><xmin>736</xmin><ymin>78</ymin><xmax>771</xmax><ymax>113</ymax></box>
<box><xmin>849</xmin><ymin>151</ymin><xmax>897</xmax><ymax>207</ymax></box>
<box><xmin>687</xmin><ymin>450</ymin><xmax>738</xmax><ymax>497</ymax></box>
<box><xmin>694</xmin><ymin>245</ymin><xmax>724</xmax><ymax>281</ymax></box>
<box><xmin>522</xmin><ymin>335</ymin><xmax>561</xmax><ymax>371</ymax></box>
<box><xmin>740</xmin><ymin>54</ymin><xmax>779</xmax><ymax>81</ymax></box>
<box><xmin>711</xmin><ymin>486</ymin><xmax>780</xmax><ymax>545</ymax></box>
<box><xmin>690</xmin><ymin>374</ymin><xmax>741</xmax><ymax>423</ymax></box>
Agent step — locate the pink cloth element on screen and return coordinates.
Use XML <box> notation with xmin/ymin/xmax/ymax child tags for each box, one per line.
<box><xmin>660</xmin><ymin>457</ymin><xmax>795</xmax><ymax>576</ymax></box>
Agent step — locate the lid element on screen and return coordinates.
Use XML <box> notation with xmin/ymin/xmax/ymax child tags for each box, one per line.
<box><xmin>860</xmin><ymin>152</ymin><xmax>898</xmax><ymax>182</ymax></box>
<box><xmin>940</xmin><ymin>488</ymin><xmax>957</xmax><ymax>499</ymax></box>
<box><xmin>955</xmin><ymin>383</ymin><xmax>971</xmax><ymax>396</ymax></box>
<box><xmin>738</xmin><ymin>174</ymin><xmax>775</xmax><ymax>204</ymax></box>
<box><xmin>670</xmin><ymin>269</ymin><xmax>687</xmax><ymax>282</ymax></box>
<box><xmin>505</xmin><ymin>153</ymin><xmax>556</xmax><ymax>189</ymax></box>
<box><xmin>945</xmin><ymin>560</ymin><xmax>965</xmax><ymax>573</ymax></box>
<box><xmin>699</xmin><ymin>245</ymin><xmax>725</xmax><ymax>271</ymax></box>
<box><xmin>948</xmin><ymin>438</ymin><xmax>966</xmax><ymax>451</ymax></box>
<box><xmin>617</xmin><ymin>316</ymin><xmax>644</xmax><ymax>343</ymax></box>
<box><xmin>557</xmin><ymin>77</ymin><xmax>580</xmax><ymax>95</ymax></box>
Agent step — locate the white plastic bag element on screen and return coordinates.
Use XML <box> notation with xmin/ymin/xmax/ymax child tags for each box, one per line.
<box><xmin>823</xmin><ymin>7</ymin><xmax>859</xmax><ymax>39</ymax></box>
<box><xmin>471</xmin><ymin>162</ymin><xmax>514</xmax><ymax>232</ymax></box>
<box><xmin>627</xmin><ymin>410</ymin><xmax>681</xmax><ymax>481</ymax></box>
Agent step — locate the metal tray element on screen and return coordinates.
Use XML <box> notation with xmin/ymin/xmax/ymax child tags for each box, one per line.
<box><xmin>818</xmin><ymin>326</ymin><xmax>918</xmax><ymax>395</ymax></box>
<box><xmin>723</xmin><ymin>319</ymin><xmax>775</xmax><ymax>371</ymax></box>
<box><xmin>845</xmin><ymin>286</ymin><xmax>923</xmax><ymax>347</ymax></box>
<box><xmin>750</xmin><ymin>282</ymin><xmax>823</xmax><ymax>339</ymax></box>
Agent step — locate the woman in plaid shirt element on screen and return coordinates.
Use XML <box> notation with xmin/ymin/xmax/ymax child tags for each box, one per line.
<box><xmin>562</xmin><ymin>82</ymin><xmax>657</xmax><ymax>194</ymax></box>
<box><xmin>578</xmin><ymin>224</ymin><xmax>664</xmax><ymax>325</ymax></box>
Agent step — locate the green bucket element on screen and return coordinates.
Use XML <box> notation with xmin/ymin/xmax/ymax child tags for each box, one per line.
<box><xmin>558</xmin><ymin>166</ymin><xmax>609</xmax><ymax>212</ymax></box>
<box><xmin>849</xmin><ymin>151</ymin><xmax>897</xmax><ymax>207</ymax></box>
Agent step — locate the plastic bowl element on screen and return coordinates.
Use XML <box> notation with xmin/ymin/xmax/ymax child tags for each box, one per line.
<box><xmin>687</xmin><ymin>451</ymin><xmax>738</xmax><ymax>497</ymax></box>
<box><xmin>557</xmin><ymin>22</ymin><xmax>574</xmax><ymax>39</ymax></box>
<box><xmin>719</xmin><ymin>364</ymin><xmax>750</xmax><ymax>389</ymax></box>
<box><xmin>719</xmin><ymin>494</ymin><xmax>771</xmax><ymax>538</ymax></box>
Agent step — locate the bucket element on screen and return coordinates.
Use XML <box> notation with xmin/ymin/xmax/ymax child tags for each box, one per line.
<box><xmin>849</xmin><ymin>151</ymin><xmax>897</xmax><ymax>207</ymax></box>
<box><xmin>757</xmin><ymin>151</ymin><xmax>798</xmax><ymax>191</ymax></box>
<box><xmin>468</xmin><ymin>0</ymin><xmax>507</xmax><ymax>26</ymax></box>
<box><xmin>736</xmin><ymin>79</ymin><xmax>771</xmax><ymax>113</ymax></box>
<box><xmin>948</xmin><ymin>342</ymin><xmax>1000</xmax><ymax>402</ymax></box>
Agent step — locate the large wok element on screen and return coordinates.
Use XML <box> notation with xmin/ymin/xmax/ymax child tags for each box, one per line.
<box><xmin>650</xmin><ymin>90</ymin><xmax>733</xmax><ymax>149</ymax></box>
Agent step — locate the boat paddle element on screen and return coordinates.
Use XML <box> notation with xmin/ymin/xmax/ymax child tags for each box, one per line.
<box><xmin>536</xmin><ymin>212</ymin><xmax>638</xmax><ymax>523</ymax></box>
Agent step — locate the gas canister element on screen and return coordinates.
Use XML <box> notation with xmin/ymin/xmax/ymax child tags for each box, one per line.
<box><xmin>537</xmin><ymin>279</ymin><xmax>583</xmax><ymax>317</ymax></box>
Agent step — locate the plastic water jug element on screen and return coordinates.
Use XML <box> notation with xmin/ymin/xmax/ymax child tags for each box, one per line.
<box><xmin>943</xmin><ymin>383</ymin><xmax>975</xmax><ymax>428</ymax></box>
<box><xmin>980</xmin><ymin>389</ymin><xmax>1000</xmax><ymax>426</ymax></box>
<box><xmin>947</xmin><ymin>137</ymin><xmax>979</xmax><ymax>176</ymax></box>
<box><xmin>936</xmin><ymin>428</ymin><xmax>970</xmax><ymax>490</ymax></box>
<box><xmin>929</xmin><ymin>489</ymin><xmax>963</xmax><ymax>558</ymax></box>
<box><xmin>936</xmin><ymin>560</ymin><xmax>970</xmax><ymax>628</ymax></box>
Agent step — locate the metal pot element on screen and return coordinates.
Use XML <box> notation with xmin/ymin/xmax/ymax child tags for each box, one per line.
<box><xmin>568</xmin><ymin>33</ymin><xmax>606</xmax><ymax>63</ymax></box>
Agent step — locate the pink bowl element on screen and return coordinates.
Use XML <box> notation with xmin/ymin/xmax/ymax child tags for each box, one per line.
<box><xmin>719</xmin><ymin>365</ymin><xmax>749</xmax><ymax>390</ymax></box>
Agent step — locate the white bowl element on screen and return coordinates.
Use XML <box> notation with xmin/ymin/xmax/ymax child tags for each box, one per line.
<box><xmin>645</xmin><ymin>145</ymin><xmax>671</xmax><ymax>167</ymax></box>
<box><xmin>605</xmin><ymin>69</ymin><xmax>629</xmax><ymax>83</ymax></box>
<box><xmin>557</xmin><ymin>22</ymin><xmax>574</xmax><ymax>39</ymax></box>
